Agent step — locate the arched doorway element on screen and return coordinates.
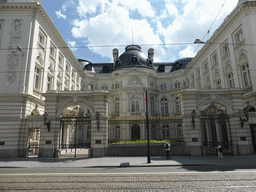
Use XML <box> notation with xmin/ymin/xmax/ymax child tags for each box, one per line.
<box><xmin>60</xmin><ymin>105</ymin><xmax>91</xmax><ymax>157</ymax></box>
<box><xmin>200</xmin><ymin>104</ymin><xmax>232</xmax><ymax>155</ymax></box>
<box><xmin>131</xmin><ymin>124</ymin><xmax>140</xmax><ymax>141</ymax></box>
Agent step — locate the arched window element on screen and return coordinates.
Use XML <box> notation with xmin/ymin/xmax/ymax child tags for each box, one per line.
<box><xmin>161</xmin><ymin>98</ymin><xmax>168</xmax><ymax>114</ymax></box>
<box><xmin>115</xmin><ymin>97</ymin><xmax>120</xmax><ymax>114</ymax></box>
<box><xmin>162</xmin><ymin>124</ymin><xmax>170</xmax><ymax>138</ymax></box>
<box><xmin>131</xmin><ymin>95</ymin><xmax>139</xmax><ymax>113</ymax></box>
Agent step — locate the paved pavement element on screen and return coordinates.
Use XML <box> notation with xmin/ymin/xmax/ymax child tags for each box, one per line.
<box><xmin>1</xmin><ymin>155</ymin><xmax>256</xmax><ymax>168</ymax></box>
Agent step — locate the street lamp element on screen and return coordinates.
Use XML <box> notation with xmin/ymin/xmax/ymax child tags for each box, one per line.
<box><xmin>194</xmin><ymin>39</ymin><xmax>205</xmax><ymax>44</ymax></box>
<box><xmin>43</xmin><ymin>111</ymin><xmax>51</xmax><ymax>132</ymax></box>
<box><xmin>191</xmin><ymin>110</ymin><xmax>196</xmax><ymax>129</ymax></box>
<box><xmin>96</xmin><ymin>111</ymin><xmax>100</xmax><ymax>131</ymax></box>
<box><xmin>240</xmin><ymin>108</ymin><xmax>249</xmax><ymax>128</ymax></box>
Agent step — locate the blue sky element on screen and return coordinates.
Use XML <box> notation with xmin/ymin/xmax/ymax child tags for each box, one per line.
<box><xmin>40</xmin><ymin>0</ymin><xmax>238</xmax><ymax>63</ymax></box>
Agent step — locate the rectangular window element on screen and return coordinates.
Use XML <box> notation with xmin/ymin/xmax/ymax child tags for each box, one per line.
<box><xmin>212</xmin><ymin>54</ymin><xmax>218</xmax><ymax>64</ymax></box>
<box><xmin>150</xmin><ymin>100</ymin><xmax>155</xmax><ymax>114</ymax></box>
<box><xmin>223</xmin><ymin>44</ymin><xmax>229</xmax><ymax>55</ymax></box>
<box><xmin>161</xmin><ymin>84</ymin><xmax>166</xmax><ymax>90</ymax></box>
<box><xmin>50</xmin><ymin>43</ymin><xmax>56</xmax><ymax>58</ymax></box>
<box><xmin>242</xmin><ymin>64</ymin><xmax>251</xmax><ymax>87</ymax></box>
<box><xmin>102</xmin><ymin>86</ymin><xmax>108</xmax><ymax>90</ymax></box>
<box><xmin>227</xmin><ymin>73</ymin><xmax>235</xmax><ymax>88</ymax></box>
<box><xmin>88</xmin><ymin>84</ymin><xmax>94</xmax><ymax>90</ymax></box>
<box><xmin>175</xmin><ymin>82</ymin><xmax>180</xmax><ymax>88</ymax></box>
<box><xmin>47</xmin><ymin>76</ymin><xmax>52</xmax><ymax>91</ymax></box>
<box><xmin>34</xmin><ymin>67</ymin><xmax>41</xmax><ymax>89</ymax></box>
<box><xmin>236</xmin><ymin>31</ymin><xmax>243</xmax><ymax>43</ymax></box>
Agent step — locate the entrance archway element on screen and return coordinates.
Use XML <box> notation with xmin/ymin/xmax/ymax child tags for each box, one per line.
<box><xmin>131</xmin><ymin>124</ymin><xmax>140</xmax><ymax>140</ymax></box>
<box><xmin>200</xmin><ymin>104</ymin><xmax>232</xmax><ymax>155</ymax></box>
<box><xmin>59</xmin><ymin>105</ymin><xmax>91</xmax><ymax>157</ymax></box>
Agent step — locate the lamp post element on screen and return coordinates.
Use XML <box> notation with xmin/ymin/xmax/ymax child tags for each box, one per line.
<box><xmin>240</xmin><ymin>108</ymin><xmax>249</xmax><ymax>128</ymax></box>
<box><xmin>43</xmin><ymin>111</ymin><xmax>51</xmax><ymax>132</ymax></box>
<box><xmin>146</xmin><ymin>90</ymin><xmax>151</xmax><ymax>163</ymax></box>
<box><xmin>96</xmin><ymin>111</ymin><xmax>100</xmax><ymax>131</ymax></box>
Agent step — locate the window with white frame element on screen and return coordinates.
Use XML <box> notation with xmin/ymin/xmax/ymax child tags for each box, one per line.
<box><xmin>236</xmin><ymin>30</ymin><xmax>243</xmax><ymax>43</ymax></box>
<box><xmin>227</xmin><ymin>73</ymin><xmax>235</xmax><ymax>88</ymax></box>
<box><xmin>212</xmin><ymin>54</ymin><xmax>218</xmax><ymax>64</ymax></box>
<box><xmin>34</xmin><ymin>66</ymin><xmax>41</xmax><ymax>90</ymax></box>
<box><xmin>162</xmin><ymin>124</ymin><xmax>170</xmax><ymax>138</ymax></box>
<box><xmin>241</xmin><ymin>63</ymin><xmax>251</xmax><ymax>87</ymax></box>
<box><xmin>161</xmin><ymin>98</ymin><xmax>168</xmax><ymax>114</ymax></box>
<box><xmin>38</xmin><ymin>29</ymin><xmax>46</xmax><ymax>48</ymax></box>
<box><xmin>115</xmin><ymin>83</ymin><xmax>119</xmax><ymax>89</ymax></box>
<box><xmin>131</xmin><ymin>95</ymin><xmax>139</xmax><ymax>113</ymax></box>
<box><xmin>222</xmin><ymin>43</ymin><xmax>229</xmax><ymax>55</ymax></box>
<box><xmin>115</xmin><ymin>97</ymin><xmax>120</xmax><ymax>114</ymax></box>
<box><xmin>215</xmin><ymin>73</ymin><xmax>222</xmax><ymax>89</ymax></box>
<box><xmin>50</xmin><ymin>42</ymin><xmax>56</xmax><ymax>58</ymax></box>
<box><xmin>47</xmin><ymin>75</ymin><xmax>53</xmax><ymax>91</ymax></box>
<box><xmin>88</xmin><ymin>84</ymin><xmax>94</xmax><ymax>90</ymax></box>
<box><xmin>174</xmin><ymin>82</ymin><xmax>180</xmax><ymax>89</ymax></box>
<box><xmin>115</xmin><ymin>125</ymin><xmax>120</xmax><ymax>139</ymax></box>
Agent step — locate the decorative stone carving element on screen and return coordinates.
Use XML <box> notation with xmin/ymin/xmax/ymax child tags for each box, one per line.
<box><xmin>6</xmin><ymin>19</ymin><xmax>23</xmax><ymax>84</ymax></box>
<box><xmin>128</xmin><ymin>76</ymin><xmax>143</xmax><ymax>86</ymax></box>
<box><xmin>31</xmin><ymin>104</ymin><xmax>40</xmax><ymax>116</ymax></box>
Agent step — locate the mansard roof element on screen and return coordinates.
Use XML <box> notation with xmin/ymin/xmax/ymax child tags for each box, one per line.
<box><xmin>79</xmin><ymin>46</ymin><xmax>193</xmax><ymax>74</ymax></box>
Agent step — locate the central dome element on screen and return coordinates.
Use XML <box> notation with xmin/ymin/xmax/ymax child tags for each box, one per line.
<box><xmin>114</xmin><ymin>45</ymin><xmax>153</xmax><ymax>70</ymax></box>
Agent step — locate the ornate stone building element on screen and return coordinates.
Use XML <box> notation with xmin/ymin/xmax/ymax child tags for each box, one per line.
<box><xmin>0</xmin><ymin>0</ymin><xmax>256</xmax><ymax>158</ymax></box>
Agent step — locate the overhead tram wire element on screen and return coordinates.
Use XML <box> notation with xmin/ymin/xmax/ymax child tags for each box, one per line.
<box><xmin>193</xmin><ymin>0</ymin><xmax>227</xmax><ymax>54</ymax></box>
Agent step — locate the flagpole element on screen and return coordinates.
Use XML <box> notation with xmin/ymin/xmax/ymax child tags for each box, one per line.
<box><xmin>146</xmin><ymin>90</ymin><xmax>151</xmax><ymax>163</ymax></box>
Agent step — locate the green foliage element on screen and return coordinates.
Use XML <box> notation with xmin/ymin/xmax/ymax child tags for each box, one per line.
<box><xmin>109</xmin><ymin>139</ymin><xmax>183</xmax><ymax>144</ymax></box>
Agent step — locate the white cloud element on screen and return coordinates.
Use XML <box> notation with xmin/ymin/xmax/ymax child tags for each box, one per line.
<box><xmin>158</xmin><ymin>0</ymin><xmax>238</xmax><ymax>54</ymax></box>
<box><xmin>55</xmin><ymin>10</ymin><xmax>66</xmax><ymax>19</ymax></box>
<box><xmin>166</xmin><ymin>2</ymin><xmax>178</xmax><ymax>16</ymax></box>
<box><xmin>72</xmin><ymin>2</ymin><xmax>163</xmax><ymax>60</ymax></box>
<box><xmin>68</xmin><ymin>41</ymin><xmax>78</xmax><ymax>51</ymax></box>
<box><xmin>179</xmin><ymin>46</ymin><xmax>195</xmax><ymax>58</ymax></box>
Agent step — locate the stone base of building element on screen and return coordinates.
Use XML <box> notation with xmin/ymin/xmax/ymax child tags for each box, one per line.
<box><xmin>0</xmin><ymin>149</ymin><xmax>28</xmax><ymax>158</ymax></box>
<box><xmin>91</xmin><ymin>147</ymin><xmax>108</xmax><ymax>157</ymax></box>
<box><xmin>188</xmin><ymin>146</ymin><xmax>202</xmax><ymax>156</ymax></box>
<box><xmin>237</xmin><ymin>144</ymin><xmax>253</xmax><ymax>156</ymax></box>
<box><xmin>38</xmin><ymin>148</ymin><xmax>58</xmax><ymax>158</ymax></box>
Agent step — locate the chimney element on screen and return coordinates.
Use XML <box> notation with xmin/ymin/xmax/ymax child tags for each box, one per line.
<box><xmin>148</xmin><ymin>48</ymin><xmax>154</xmax><ymax>62</ymax></box>
<box><xmin>113</xmin><ymin>48</ymin><xmax>119</xmax><ymax>64</ymax></box>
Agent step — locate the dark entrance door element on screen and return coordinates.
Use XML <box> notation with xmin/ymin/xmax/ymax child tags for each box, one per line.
<box><xmin>131</xmin><ymin>124</ymin><xmax>140</xmax><ymax>140</ymax></box>
<box><xmin>200</xmin><ymin>105</ymin><xmax>232</xmax><ymax>156</ymax></box>
<box><xmin>250</xmin><ymin>124</ymin><xmax>256</xmax><ymax>153</ymax></box>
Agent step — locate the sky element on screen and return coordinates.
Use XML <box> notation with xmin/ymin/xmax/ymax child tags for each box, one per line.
<box><xmin>40</xmin><ymin>0</ymin><xmax>239</xmax><ymax>63</ymax></box>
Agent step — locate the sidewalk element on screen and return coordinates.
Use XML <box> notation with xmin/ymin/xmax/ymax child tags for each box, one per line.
<box><xmin>1</xmin><ymin>155</ymin><xmax>256</xmax><ymax>168</ymax></box>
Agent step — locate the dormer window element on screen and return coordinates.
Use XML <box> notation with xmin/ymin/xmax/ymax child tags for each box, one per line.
<box><xmin>158</xmin><ymin>65</ymin><xmax>165</xmax><ymax>72</ymax></box>
<box><xmin>103</xmin><ymin>66</ymin><xmax>109</xmax><ymax>73</ymax></box>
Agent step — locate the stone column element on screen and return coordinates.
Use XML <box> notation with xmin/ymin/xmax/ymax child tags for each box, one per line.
<box><xmin>178</xmin><ymin>90</ymin><xmax>202</xmax><ymax>156</ymax></box>
<box><xmin>38</xmin><ymin>91</ymin><xmax>60</xmax><ymax>158</ymax></box>
<box><xmin>90</xmin><ymin>94</ymin><xmax>109</xmax><ymax>157</ymax></box>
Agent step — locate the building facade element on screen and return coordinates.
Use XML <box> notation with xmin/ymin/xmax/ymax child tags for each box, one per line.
<box><xmin>0</xmin><ymin>0</ymin><xmax>256</xmax><ymax>158</ymax></box>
